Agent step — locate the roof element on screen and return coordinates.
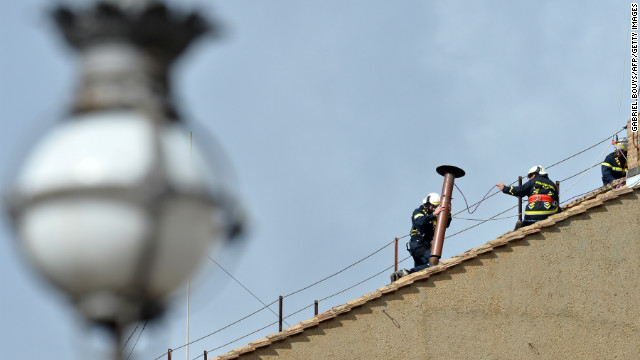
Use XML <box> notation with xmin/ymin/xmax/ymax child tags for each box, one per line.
<box><xmin>214</xmin><ymin>177</ymin><xmax>635</xmax><ymax>360</ymax></box>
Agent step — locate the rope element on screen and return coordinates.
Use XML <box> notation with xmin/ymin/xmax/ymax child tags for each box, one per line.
<box><xmin>126</xmin><ymin>321</ymin><xmax>147</xmax><ymax>360</ymax></box>
<box><xmin>544</xmin><ymin>131</ymin><xmax>623</xmax><ymax>170</ymax></box>
<box><xmin>195</xmin><ymin>260</ymin><xmax>406</xmax><ymax>359</ymax></box>
<box><xmin>318</xmin><ymin>259</ymin><xmax>406</xmax><ymax>303</ymax></box>
<box><xmin>558</xmin><ymin>142</ymin><xmax>611</xmax><ymax>196</ymax></box>
<box><xmin>453</xmin><ymin>214</ymin><xmax>520</xmax><ymax>221</ymax></box>
<box><xmin>446</xmin><ymin>204</ymin><xmax>519</xmax><ymax>240</ymax></box>
<box><xmin>193</xmin><ymin>320</ymin><xmax>280</xmax><ymax>359</ymax></box>
<box><xmin>281</xmin><ymin>237</ymin><xmax>399</xmax><ymax>299</ymax></box>
<box><xmin>122</xmin><ymin>323</ymin><xmax>139</xmax><ymax>350</ymax></box>
<box><xmin>207</xmin><ymin>255</ymin><xmax>289</xmax><ymax>327</ymax></box>
<box><xmin>454</xmin><ymin>184</ymin><xmax>495</xmax><ymax>214</ymax></box>
<box><xmin>156</xmin><ymin>235</ymin><xmax>405</xmax><ymax>359</ymax></box>
<box><xmin>152</xmin><ymin>300</ymin><xmax>279</xmax><ymax>360</ymax></box>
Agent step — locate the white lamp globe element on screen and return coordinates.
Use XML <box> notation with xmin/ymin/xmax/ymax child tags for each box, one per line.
<box><xmin>10</xmin><ymin>109</ymin><xmax>233</xmax><ymax>325</ymax></box>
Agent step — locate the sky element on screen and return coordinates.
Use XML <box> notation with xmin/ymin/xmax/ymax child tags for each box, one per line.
<box><xmin>0</xmin><ymin>1</ymin><xmax>634</xmax><ymax>359</ymax></box>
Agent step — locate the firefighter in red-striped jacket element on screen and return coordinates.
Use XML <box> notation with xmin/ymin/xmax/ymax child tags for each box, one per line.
<box><xmin>496</xmin><ymin>166</ymin><xmax>560</xmax><ymax>228</ymax></box>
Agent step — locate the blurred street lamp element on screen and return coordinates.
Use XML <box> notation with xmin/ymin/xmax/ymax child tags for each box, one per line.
<box><xmin>5</xmin><ymin>0</ymin><xmax>242</xmax><ymax>358</ymax></box>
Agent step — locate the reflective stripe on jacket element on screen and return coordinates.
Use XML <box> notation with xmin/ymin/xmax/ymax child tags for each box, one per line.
<box><xmin>502</xmin><ymin>174</ymin><xmax>560</xmax><ymax>219</ymax></box>
<box><xmin>601</xmin><ymin>151</ymin><xmax>627</xmax><ymax>185</ymax></box>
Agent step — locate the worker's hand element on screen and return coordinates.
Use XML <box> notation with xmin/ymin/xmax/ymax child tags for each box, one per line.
<box><xmin>496</xmin><ymin>183</ymin><xmax>505</xmax><ymax>191</ymax></box>
<box><xmin>433</xmin><ymin>204</ymin><xmax>445</xmax><ymax>216</ymax></box>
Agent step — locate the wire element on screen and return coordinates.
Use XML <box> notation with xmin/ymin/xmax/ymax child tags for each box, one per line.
<box><xmin>318</xmin><ymin>260</ymin><xmax>404</xmax><ymax>303</ymax></box>
<box><xmin>558</xmin><ymin>142</ymin><xmax>611</xmax><ymax>196</ymax></box>
<box><xmin>126</xmin><ymin>321</ymin><xmax>147</xmax><ymax>360</ymax></box>
<box><xmin>281</xmin><ymin>237</ymin><xmax>400</xmax><ymax>299</ymax></box>
<box><xmin>196</xmin><ymin>259</ymin><xmax>408</xmax><ymax>359</ymax></box>
<box><xmin>195</xmin><ymin>320</ymin><xmax>280</xmax><ymax>359</ymax></box>
<box><xmin>122</xmin><ymin>323</ymin><xmax>139</xmax><ymax>350</ymax></box>
<box><xmin>544</xmin><ymin>131</ymin><xmax>622</xmax><ymax>170</ymax></box>
<box><xmin>446</xmin><ymin>204</ymin><xmax>520</xmax><ymax>240</ymax></box>
<box><xmin>454</xmin><ymin>184</ymin><xmax>495</xmax><ymax>214</ymax></box>
<box><xmin>453</xmin><ymin>214</ymin><xmax>519</xmax><ymax>221</ymax></box>
<box><xmin>152</xmin><ymin>300</ymin><xmax>279</xmax><ymax>360</ymax></box>
<box><xmin>155</xmin><ymin>235</ymin><xmax>404</xmax><ymax>359</ymax></box>
<box><xmin>206</xmin><ymin>255</ymin><xmax>290</xmax><ymax>328</ymax></box>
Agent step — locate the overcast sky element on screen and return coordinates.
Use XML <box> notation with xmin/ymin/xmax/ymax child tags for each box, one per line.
<box><xmin>0</xmin><ymin>1</ymin><xmax>633</xmax><ymax>359</ymax></box>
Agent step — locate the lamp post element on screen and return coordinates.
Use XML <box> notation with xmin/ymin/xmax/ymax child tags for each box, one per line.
<box><xmin>5</xmin><ymin>1</ymin><xmax>242</xmax><ymax>359</ymax></box>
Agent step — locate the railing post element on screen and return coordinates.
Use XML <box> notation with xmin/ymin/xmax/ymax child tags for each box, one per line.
<box><xmin>168</xmin><ymin>349</ymin><xmax>172</xmax><ymax>360</ymax></box>
<box><xmin>279</xmin><ymin>295</ymin><xmax>283</xmax><ymax>332</ymax></box>
<box><xmin>518</xmin><ymin>176</ymin><xmax>523</xmax><ymax>223</ymax></box>
<box><xmin>314</xmin><ymin>300</ymin><xmax>319</xmax><ymax>316</ymax></box>
<box><xmin>394</xmin><ymin>237</ymin><xmax>398</xmax><ymax>272</ymax></box>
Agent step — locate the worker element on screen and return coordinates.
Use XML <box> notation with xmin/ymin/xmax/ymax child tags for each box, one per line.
<box><xmin>496</xmin><ymin>166</ymin><xmax>560</xmax><ymax>228</ymax></box>
<box><xmin>390</xmin><ymin>193</ymin><xmax>451</xmax><ymax>282</ymax></box>
<box><xmin>601</xmin><ymin>137</ymin><xmax>628</xmax><ymax>186</ymax></box>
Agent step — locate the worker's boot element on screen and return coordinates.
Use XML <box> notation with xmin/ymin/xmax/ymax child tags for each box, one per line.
<box><xmin>513</xmin><ymin>220</ymin><xmax>522</xmax><ymax>231</ymax></box>
<box><xmin>390</xmin><ymin>269</ymin><xmax>410</xmax><ymax>283</ymax></box>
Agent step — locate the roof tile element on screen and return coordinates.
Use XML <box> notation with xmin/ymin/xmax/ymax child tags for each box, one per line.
<box><xmin>247</xmin><ymin>338</ymin><xmax>272</xmax><ymax>349</ymax></box>
<box><xmin>299</xmin><ymin>317</ymin><xmax>319</xmax><ymax>328</ymax></box>
<box><xmin>315</xmin><ymin>310</ymin><xmax>337</xmax><ymax>321</ymax></box>
<box><xmin>234</xmin><ymin>346</ymin><xmax>256</xmax><ymax>356</ymax></box>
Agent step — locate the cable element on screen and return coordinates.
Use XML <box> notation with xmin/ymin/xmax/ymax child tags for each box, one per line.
<box><xmin>122</xmin><ymin>323</ymin><xmax>139</xmax><ymax>350</ymax></box>
<box><xmin>126</xmin><ymin>321</ymin><xmax>147</xmax><ymax>360</ymax></box>
<box><xmin>558</xmin><ymin>142</ymin><xmax>611</xmax><ymax>196</ymax></box>
<box><xmin>453</xmin><ymin>214</ymin><xmax>520</xmax><ymax>221</ymax></box>
<box><xmin>152</xmin><ymin>300</ymin><xmax>279</xmax><ymax>360</ymax></box>
<box><xmin>206</xmin><ymin>255</ymin><xmax>290</xmax><ymax>328</ymax></box>
<box><xmin>446</xmin><ymin>204</ymin><xmax>520</xmax><ymax>240</ymax></box>
<box><xmin>318</xmin><ymin>260</ymin><xmax>403</xmax><ymax>303</ymax></box>
<box><xmin>455</xmin><ymin>184</ymin><xmax>495</xmax><ymax>214</ymax></box>
<box><xmin>560</xmin><ymin>186</ymin><xmax>601</xmax><ymax>205</ymax></box>
<box><xmin>281</xmin><ymin>237</ymin><xmax>400</xmax><ymax>299</ymax></box>
<box><xmin>155</xmin><ymin>235</ymin><xmax>404</xmax><ymax>359</ymax></box>
<box><xmin>196</xmin><ymin>259</ymin><xmax>408</xmax><ymax>360</ymax></box>
<box><xmin>194</xmin><ymin>320</ymin><xmax>280</xmax><ymax>359</ymax></box>
<box><xmin>544</xmin><ymin>131</ymin><xmax>623</xmax><ymax>170</ymax></box>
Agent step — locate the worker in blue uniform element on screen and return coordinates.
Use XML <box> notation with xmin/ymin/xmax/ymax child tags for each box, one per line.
<box><xmin>601</xmin><ymin>138</ymin><xmax>628</xmax><ymax>186</ymax></box>
<box><xmin>497</xmin><ymin>166</ymin><xmax>560</xmax><ymax>228</ymax></box>
<box><xmin>391</xmin><ymin>193</ymin><xmax>451</xmax><ymax>282</ymax></box>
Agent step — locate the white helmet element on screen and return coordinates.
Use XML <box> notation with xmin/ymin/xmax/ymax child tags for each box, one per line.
<box><xmin>528</xmin><ymin>165</ymin><xmax>547</xmax><ymax>176</ymax></box>
<box><xmin>615</xmin><ymin>137</ymin><xmax>628</xmax><ymax>152</ymax></box>
<box><xmin>423</xmin><ymin>193</ymin><xmax>440</xmax><ymax>206</ymax></box>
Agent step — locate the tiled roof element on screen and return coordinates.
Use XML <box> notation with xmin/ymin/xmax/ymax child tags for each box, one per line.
<box><xmin>213</xmin><ymin>178</ymin><xmax>635</xmax><ymax>360</ymax></box>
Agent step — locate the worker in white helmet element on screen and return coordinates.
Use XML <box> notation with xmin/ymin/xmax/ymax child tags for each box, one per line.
<box><xmin>391</xmin><ymin>192</ymin><xmax>451</xmax><ymax>282</ymax></box>
<box><xmin>497</xmin><ymin>166</ymin><xmax>560</xmax><ymax>228</ymax></box>
<box><xmin>601</xmin><ymin>137</ymin><xmax>628</xmax><ymax>185</ymax></box>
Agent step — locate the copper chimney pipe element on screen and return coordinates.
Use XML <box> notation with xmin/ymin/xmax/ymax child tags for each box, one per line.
<box><xmin>429</xmin><ymin>165</ymin><xmax>465</xmax><ymax>266</ymax></box>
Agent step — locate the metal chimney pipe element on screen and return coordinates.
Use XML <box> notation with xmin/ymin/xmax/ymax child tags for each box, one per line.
<box><xmin>429</xmin><ymin>165</ymin><xmax>465</xmax><ymax>266</ymax></box>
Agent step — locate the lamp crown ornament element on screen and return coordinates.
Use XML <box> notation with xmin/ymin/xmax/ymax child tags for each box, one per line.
<box><xmin>51</xmin><ymin>0</ymin><xmax>221</xmax><ymax>119</ymax></box>
<box><xmin>52</xmin><ymin>1</ymin><xmax>214</xmax><ymax>62</ymax></box>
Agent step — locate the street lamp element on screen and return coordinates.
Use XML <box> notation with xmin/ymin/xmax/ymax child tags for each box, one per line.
<box><xmin>5</xmin><ymin>0</ymin><xmax>242</xmax><ymax>358</ymax></box>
